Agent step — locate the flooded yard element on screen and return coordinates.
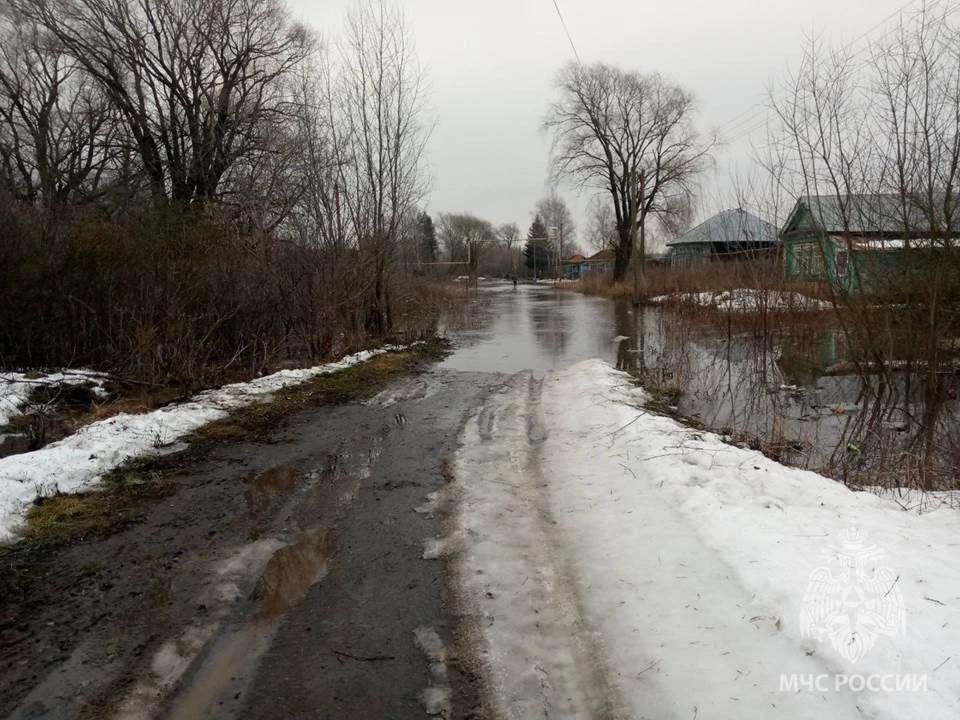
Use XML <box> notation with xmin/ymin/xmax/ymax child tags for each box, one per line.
<box><xmin>447</xmin><ymin>282</ymin><xmax>960</xmax><ymax>490</ymax></box>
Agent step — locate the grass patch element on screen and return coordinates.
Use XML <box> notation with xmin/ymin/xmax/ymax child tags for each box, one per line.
<box><xmin>17</xmin><ymin>475</ymin><xmax>175</xmax><ymax>552</ymax></box>
<box><xmin>0</xmin><ymin>473</ymin><xmax>176</xmax><ymax>610</ymax></box>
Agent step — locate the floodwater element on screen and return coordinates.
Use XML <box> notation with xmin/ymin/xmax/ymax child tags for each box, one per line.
<box><xmin>445</xmin><ymin>281</ymin><xmax>960</xmax><ymax>482</ymax></box>
<box><xmin>442</xmin><ymin>283</ymin><xmax>635</xmax><ymax>375</ymax></box>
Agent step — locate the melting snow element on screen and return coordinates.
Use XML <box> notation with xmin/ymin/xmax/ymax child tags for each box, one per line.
<box><xmin>0</xmin><ymin>369</ymin><xmax>110</xmax><ymax>426</ymax></box>
<box><xmin>453</xmin><ymin>360</ymin><xmax>960</xmax><ymax>720</ymax></box>
<box><xmin>651</xmin><ymin>288</ymin><xmax>832</xmax><ymax>312</ymax></box>
<box><xmin>0</xmin><ymin>346</ymin><xmax>410</xmax><ymax>541</ymax></box>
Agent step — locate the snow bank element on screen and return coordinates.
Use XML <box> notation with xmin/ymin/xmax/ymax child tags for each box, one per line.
<box><xmin>652</xmin><ymin>288</ymin><xmax>831</xmax><ymax>312</ymax></box>
<box><xmin>453</xmin><ymin>360</ymin><xmax>959</xmax><ymax>719</ymax></box>
<box><xmin>0</xmin><ymin>346</ymin><xmax>409</xmax><ymax>541</ymax></box>
<box><xmin>0</xmin><ymin>370</ymin><xmax>110</xmax><ymax>426</ymax></box>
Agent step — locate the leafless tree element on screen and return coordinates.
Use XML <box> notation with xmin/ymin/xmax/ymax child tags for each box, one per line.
<box><xmin>439</xmin><ymin>212</ymin><xmax>494</xmax><ymax>285</ymax></box>
<box><xmin>545</xmin><ymin>62</ymin><xmax>713</xmax><ymax>287</ymax></box>
<box><xmin>497</xmin><ymin>221</ymin><xmax>520</xmax><ymax>274</ymax></box>
<box><xmin>334</xmin><ymin>0</ymin><xmax>431</xmax><ymax>333</ymax></box>
<box><xmin>535</xmin><ymin>191</ymin><xmax>576</xmax><ymax>274</ymax></box>
<box><xmin>767</xmin><ymin>4</ymin><xmax>960</xmax><ymax>488</ymax></box>
<box><xmin>0</xmin><ymin>14</ymin><xmax>116</xmax><ymax>204</ymax></box>
<box><xmin>16</xmin><ymin>0</ymin><xmax>312</xmax><ymax>203</ymax></box>
<box><xmin>584</xmin><ymin>196</ymin><xmax>615</xmax><ymax>251</ymax></box>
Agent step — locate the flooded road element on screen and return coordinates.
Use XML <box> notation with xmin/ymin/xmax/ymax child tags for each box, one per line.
<box><xmin>449</xmin><ymin>282</ymin><xmax>960</xmax><ymax>482</ymax></box>
<box><xmin>2</xmin><ymin>282</ymin><xmax>955</xmax><ymax>720</ymax></box>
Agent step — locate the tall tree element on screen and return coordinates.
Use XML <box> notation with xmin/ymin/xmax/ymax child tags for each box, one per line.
<box><xmin>545</xmin><ymin>62</ymin><xmax>712</xmax><ymax>285</ymax></box>
<box><xmin>585</xmin><ymin>195</ymin><xmax>615</xmax><ymax>251</ymax></box>
<box><xmin>0</xmin><ymin>15</ymin><xmax>116</xmax><ymax>204</ymax></box>
<box><xmin>524</xmin><ymin>214</ymin><xmax>553</xmax><ymax>277</ymax></box>
<box><xmin>335</xmin><ymin>0</ymin><xmax>430</xmax><ymax>333</ymax></box>
<box><xmin>415</xmin><ymin>211</ymin><xmax>438</xmax><ymax>264</ymax></box>
<box><xmin>497</xmin><ymin>221</ymin><xmax>520</xmax><ymax>274</ymax></box>
<box><xmin>17</xmin><ymin>0</ymin><xmax>312</xmax><ymax>203</ymax></box>
<box><xmin>535</xmin><ymin>192</ymin><xmax>575</xmax><ymax>277</ymax></box>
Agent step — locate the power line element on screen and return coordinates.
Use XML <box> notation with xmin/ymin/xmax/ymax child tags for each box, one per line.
<box><xmin>551</xmin><ymin>0</ymin><xmax>582</xmax><ymax>65</ymax></box>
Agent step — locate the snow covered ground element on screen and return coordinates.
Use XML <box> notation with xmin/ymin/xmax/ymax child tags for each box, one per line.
<box><xmin>450</xmin><ymin>360</ymin><xmax>959</xmax><ymax>719</ymax></box>
<box><xmin>651</xmin><ymin>289</ymin><xmax>832</xmax><ymax>313</ymax></box>
<box><xmin>0</xmin><ymin>346</ymin><xmax>409</xmax><ymax>542</ymax></box>
<box><xmin>0</xmin><ymin>370</ymin><xmax>110</xmax><ymax>426</ymax></box>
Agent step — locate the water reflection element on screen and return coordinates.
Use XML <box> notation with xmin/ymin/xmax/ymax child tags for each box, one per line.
<box><xmin>444</xmin><ymin>282</ymin><xmax>960</xmax><ymax>488</ymax></box>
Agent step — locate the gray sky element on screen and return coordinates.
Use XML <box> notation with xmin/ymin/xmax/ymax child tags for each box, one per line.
<box><xmin>291</xmin><ymin>0</ymin><xmax>917</xmax><ymax>244</ymax></box>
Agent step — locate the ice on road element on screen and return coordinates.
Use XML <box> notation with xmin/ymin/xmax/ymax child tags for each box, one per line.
<box><xmin>450</xmin><ymin>360</ymin><xmax>959</xmax><ymax>720</ymax></box>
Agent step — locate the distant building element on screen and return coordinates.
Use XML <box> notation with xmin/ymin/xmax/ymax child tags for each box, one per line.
<box><xmin>781</xmin><ymin>194</ymin><xmax>960</xmax><ymax>293</ymax></box>
<box><xmin>563</xmin><ymin>249</ymin><xmax>615</xmax><ymax>280</ymax></box>
<box><xmin>667</xmin><ymin>209</ymin><xmax>779</xmax><ymax>266</ymax></box>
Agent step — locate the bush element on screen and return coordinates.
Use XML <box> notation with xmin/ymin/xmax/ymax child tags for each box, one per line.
<box><xmin>0</xmin><ymin>201</ymin><xmax>441</xmax><ymax>388</ymax></box>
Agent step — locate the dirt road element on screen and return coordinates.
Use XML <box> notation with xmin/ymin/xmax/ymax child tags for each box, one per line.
<box><xmin>1</xmin><ymin>285</ymin><xmax>635</xmax><ymax>719</ymax></box>
<box><xmin>1</xmin><ymin>358</ymin><xmax>506</xmax><ymax>719</ymax></box>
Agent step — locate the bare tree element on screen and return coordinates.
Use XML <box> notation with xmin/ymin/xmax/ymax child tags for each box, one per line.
<box><xmin>584</xmin><ymin>195</ymin><xmax>615</xmax><ymax>251</ymax></box>
<box><xmin>497</xmin><ymin>221</ymin><xmax>520</xmax><ymax>274</ymax></box>
<box><xmin>545</xmin><ymin>62</ymin><xmax>713</xmax><ymax>287</ymax></box>
<box><xmin>333</xmin><ymin>0</ymin><xmax>430</xmax><ymax>333</ymax></box>
<box><xmin>0</xmin><ymin>15</ymin><xmax>116</xmax><ymax>204</ymax></box>
<box><xmin>768</xmin><ymin>4</ymin><xmax>960</xmax><ymax>488</ymax></box>
<box><xmin>439</xmin><ymin>212</ymin><xmax>495</xmax><ymax>285</ymax></box>
<box><xmin>535</xmin><ymin>191</ymin><xmax>576</xmax><ymax>276</ymax></box>
<box><xmin>17</xmin><ymin>0</ymin><xmax>312</xmax><ymax>203</ymax></box>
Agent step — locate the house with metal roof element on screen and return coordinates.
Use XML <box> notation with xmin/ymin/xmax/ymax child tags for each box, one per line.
<box><xmin>666</xmin><ymin>209</ymin><xmax>779</xmax><ymax>267</ymax></box>
<box><xmin>781</xmin><ymin>194</ymin><xmax>960</xmax><ymax>293</ymax></box>
<box><xmin>563</xmin><ymin>249</ymin><xmax>616</xmax><ymax>280</ymax></box>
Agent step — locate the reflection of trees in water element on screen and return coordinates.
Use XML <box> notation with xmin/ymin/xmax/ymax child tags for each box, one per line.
<box><xmin>614</xmin><ymin>301</ymin><xmax>641</xmax><ymax>374</ymax></box>
<box><xmin>620</xmin><ymin>304</ymin><xmax>960</xmax><ymax>489</ymax></box>
<box><xmin>529</xmin><ymin>294</ymin><xmax>568</xmax><ymax>358</ymax></box>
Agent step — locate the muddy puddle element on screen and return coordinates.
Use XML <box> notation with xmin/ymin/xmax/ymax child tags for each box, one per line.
<box><xmin>166</xmin><ymin>528</ymin><xmax>330</xmax><ymax>720</ymax></box>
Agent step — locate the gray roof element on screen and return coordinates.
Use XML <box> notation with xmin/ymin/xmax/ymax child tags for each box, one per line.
<box><xmin>785</xmin><ymin>194</ymin><xmax>960</xmax><ymax>235</ymax></box>
<box><xmin>666</xmin><ymin>209</ymin><xmax>779</xmax><ymax>248</ymax></box>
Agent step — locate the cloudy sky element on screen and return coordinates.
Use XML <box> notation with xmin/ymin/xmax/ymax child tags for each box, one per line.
<box><xmin>292</xmin><ymin>0</ymin><xmax>919</xmax><ymax>245</ymax></box>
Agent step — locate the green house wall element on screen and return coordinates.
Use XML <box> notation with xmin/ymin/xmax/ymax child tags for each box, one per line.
<box><xmin>783</xmin><ymin>234</ymin><xmax>861</xmax><ymax>293</ymax></box>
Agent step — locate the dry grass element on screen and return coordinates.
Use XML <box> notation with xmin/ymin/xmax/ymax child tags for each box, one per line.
<box><xmin>572</xmin><ymin>258</ymin><xmax>795</xmax><ymax>300</ymax></box>
<box><xmin>16</xmin><ymin>476</ymin><xmax>176</xmax><ymax>552</ymax></box>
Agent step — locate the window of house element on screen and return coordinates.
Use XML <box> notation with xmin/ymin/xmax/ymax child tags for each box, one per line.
<box><xmin>796</xmin><ymin>242</ymin><xmax>825</xmax><ymax>276</ymax></box>
<box><xmin>836</xmin><ymin>250</ymin><xmax>849</xmax><ymax>277</ymax></box>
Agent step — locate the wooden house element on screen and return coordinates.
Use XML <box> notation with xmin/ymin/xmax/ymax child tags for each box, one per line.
<box><xmin>564</xmin><ymin>249</ymin><xmax>615</xmax><ymax>279</ymax></box>
<box><xmin>667</xmin><ymin>209</ymin><xmax>779</xmax><ymax>266</ymax></box>
<box><xmin>781</xmin><ymin>194</ymin><xmax>959</xmax><ymax>294</ymax></box>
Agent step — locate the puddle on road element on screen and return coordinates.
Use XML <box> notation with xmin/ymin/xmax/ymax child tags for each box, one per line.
<box><xmin>166</xmin><ymin>529</ymin><xmax>330</xmax><ymax>720</ymax></box>
<box><xmin>243</xmin><ymin>464</ymin><xmax>298</xmax><ymax>524</ymax></box>
<box><xmin>253</xmin><ymin>528</ymin><xmax>329</xmax><ymax>617</ymax></box>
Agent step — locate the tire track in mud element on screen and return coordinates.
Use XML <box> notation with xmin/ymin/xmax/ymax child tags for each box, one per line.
<box><xmin>447</xmin><ymin>372</ymin><xmax>626</xmax><ymax>719</ymax></box>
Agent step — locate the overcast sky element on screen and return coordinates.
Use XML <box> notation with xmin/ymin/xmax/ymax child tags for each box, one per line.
<box><xmin>291</xmin><ymin>0</ymin><xmax>916</xmax><ymax>245</ymax></box>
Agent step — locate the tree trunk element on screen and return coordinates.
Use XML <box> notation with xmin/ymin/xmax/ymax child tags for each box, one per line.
<box><xmin>613</xmin><ymin>225</ymin><xmax>633</xmax><ymax>282</ymax></box>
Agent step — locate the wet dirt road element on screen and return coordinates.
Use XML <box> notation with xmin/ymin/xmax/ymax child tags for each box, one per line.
<box><xmin>1</xmin><ymin>284</ymin><xmax>632</xmax><ymax>720</ymax></box>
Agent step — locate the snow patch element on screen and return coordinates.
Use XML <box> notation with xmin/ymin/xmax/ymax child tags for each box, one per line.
<box><xmin>414</xmin><ymin>626</ymin><xmax>451</xmax><ymax>717</ymax></box>
<box><xmin>651</xmin><ymin>288</ymin><xmax>832</xmax><ymax>312</ymax></box>
<box><xmin>0</xmin><ymin>369</ymin><xmax>109</xmax><ymax>426</ymax></box>
<box><xmin>0</xmin><ymin>346</ymin><xmax>411</xmax><ymax>541</ymax></box>
<box><xmin>454</xmin><ymin>360</ymin><xmax>960</xmax><ymax>719</ymax></box>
